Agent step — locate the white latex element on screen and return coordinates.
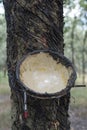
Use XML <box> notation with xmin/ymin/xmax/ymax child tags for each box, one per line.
<box><xmin>20</xmin><ymin>53</ymin><xmax>72</xmax><ymax>93</ymax></box>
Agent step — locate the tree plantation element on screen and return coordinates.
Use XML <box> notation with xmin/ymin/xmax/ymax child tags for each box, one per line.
<box><xmin>0</xmin><ymin>0</ymin><xmax>87</xmax><ymax>130</ymax></box>
<box><xmin>0</xmin><ymin>0</ymin><xmax>87</xmax><ymax>83</ymax></box>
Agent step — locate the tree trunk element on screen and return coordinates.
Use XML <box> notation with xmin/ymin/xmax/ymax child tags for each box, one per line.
<box><xmin>70</xmin><ymin>17</ymin><xmax>76</xmax><ymax>65</ymax></box>
<box><xmin>3</xmin><ymin>0</ymin><xmax>70</xmax><ymax>130</ymax></box>
<box><xmin>82</xmin><ymin>31</ymin><xmax>87</xmax><ymax>84</ymax></box>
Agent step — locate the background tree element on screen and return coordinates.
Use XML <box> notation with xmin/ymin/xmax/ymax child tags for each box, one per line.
<box><xmin>0</xmin><ymin>14</ymin><xmax>6</xmax><ymax>76</ymax></box>
<box><xmin>82</xmin><ymin>31</ymin><xmax>87</xmax><ymax>84</ymax></box>
<box><xmin>64</xmin><ymin>0</ymin><xmax>87</xmax><ymax>84</ymax></box>
<box><xmin>79</xmin><ymin>0</ymin><xmax>87</xmax><ymax>84</ymax></box>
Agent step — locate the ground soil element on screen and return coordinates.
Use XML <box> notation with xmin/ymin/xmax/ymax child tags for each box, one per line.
<box><xmin>70</xmin><ymin>106</ymin><xmax>87</xmax><ymax>130</ymax></box>
<box><xmin>0</xmin><ymin>95</ymin><xmax>87</xmax><ymax>130</ymax></box>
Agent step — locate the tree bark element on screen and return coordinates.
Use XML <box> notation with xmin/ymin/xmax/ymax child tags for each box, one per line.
<box><xmin>82</xmin><ymin>31</ymin><xmax>87</xmax><ymax>84</ymax></box>
<box><xmin>70</xmin><ymin>17</ymin><xmax>76</xmax><ymax>65</ymax></box>
<box><xmin>3</xmin><ymin>0</ymin><xmax>70</xmax><ymax>130</ymax></box>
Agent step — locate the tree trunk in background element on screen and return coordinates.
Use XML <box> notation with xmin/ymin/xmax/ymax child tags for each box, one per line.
<box><xmin>70</xmin><ymin>17</ymin><xmax>76</xmax><ymax>65</ymax></box>
<box><xmin>82</xmin><ymin>31</ymin><xmax>87</xmax><ymax>84</ymax></box>
<box><xmin>3</xmin><ymin>0</ymin><xmax>70</xmax><ymax>130</ymax></box>
<box><xmin>82</xmin><ymin>44</ymin><xmax>85</xmax><ymax>85</ymax></box>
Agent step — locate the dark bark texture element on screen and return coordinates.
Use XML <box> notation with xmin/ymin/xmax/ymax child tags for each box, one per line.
<box><xmin>3</xmin><ymin>0</ymin><xmax>70</xmax><ymax>130</ymax></box>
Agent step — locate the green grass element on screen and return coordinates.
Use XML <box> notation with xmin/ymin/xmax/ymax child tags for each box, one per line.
<box><xmin>0</xmin><ymin>71</ymin><xmax>10</xmax><ymax>94</ymax></box>
<box><xmin>0</xmin><ymin>84</ymin><xmax>10</xmax><ymax>94</ymax></box>
<box><xmin>71</xmin><ymin>73</ymin><xmax>87</xmax><ymax>107</ymax></box>
<box><xmin>0</xmin><ymin>71</ymin><xmax>8</xmax><ymax>84</ymax></box>
<box><xmin>71</xmin><ymin>87</ymin><xmax>87</xmax><ymax>107</ymax></box>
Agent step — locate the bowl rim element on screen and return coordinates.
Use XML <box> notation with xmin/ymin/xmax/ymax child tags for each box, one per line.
<box><xmin>16</xmin><ymin>49</ymin><xmax>77</xmax><ymax>99</ymax></box>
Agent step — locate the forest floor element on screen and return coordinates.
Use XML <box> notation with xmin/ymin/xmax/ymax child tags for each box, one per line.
<box><xmin>0</xmin><ymin>87</ymin><xmax>87</xmax><ymax>130</ymax></box>
<box><xmin>70</xmin><ymin>106</ymin><xmax>87</xmax><ymax>130</ymax></box>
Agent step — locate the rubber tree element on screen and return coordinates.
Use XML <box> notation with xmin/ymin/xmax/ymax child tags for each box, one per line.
<box><xmin>70</xmin><ymin>17</ymin><xmax>77</xmax><ymax>65</ymax></box>
<box><xmin>82</xmin><ymin>31</ymin><xmax>87</xmax><ymax>84</ymax></box>
<box><xmin>3</xmin><ymin>0</ymin><xmax>70</xmax><ymax>130</ymax></box>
